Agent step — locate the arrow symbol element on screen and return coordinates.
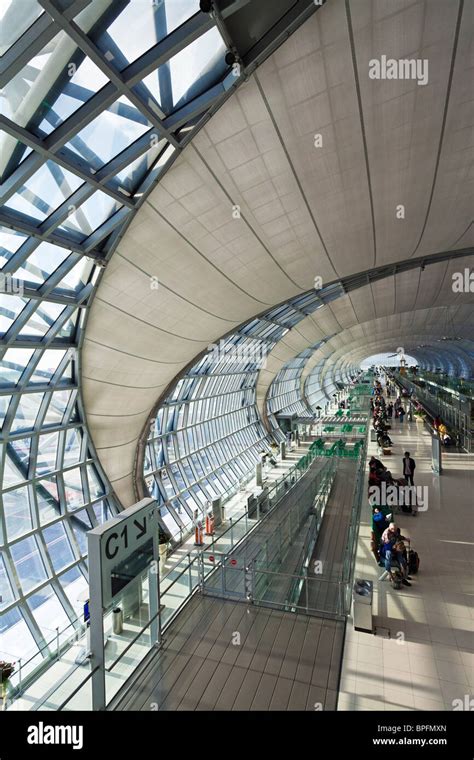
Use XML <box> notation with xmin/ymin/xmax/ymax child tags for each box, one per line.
<box><xmin>134</xmin><ymin>517</ymin><xmax>147</xmax><ymax>539</ymax></box>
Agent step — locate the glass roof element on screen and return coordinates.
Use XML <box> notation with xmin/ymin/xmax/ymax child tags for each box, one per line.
<box><xmin>0</xmin><ymin>0</ymin><xmax>233</xmax><ymax>689</ymax></box>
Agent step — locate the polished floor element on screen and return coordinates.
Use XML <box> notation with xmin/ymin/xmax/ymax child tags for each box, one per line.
<box><xmin>338</xmin><ymin>414</ymin><xmax>474</xmax><ymax>711</ymax></box>
<box><xmin>114</xmin><ymin>594</ymin><xmax>343</xmax><ymax>711</ymax></box>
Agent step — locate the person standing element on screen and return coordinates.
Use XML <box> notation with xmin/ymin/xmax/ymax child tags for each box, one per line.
<box><xmin>402</xmin><ymin>451</ymin><xmax>416</xmax><ymax>485</ymax></box>
<box><xmin>398</xmin><ymin>405</ymin><xmax>405</xmax><ymax>424</ymax></box>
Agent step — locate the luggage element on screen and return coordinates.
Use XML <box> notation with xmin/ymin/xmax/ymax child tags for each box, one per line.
<box><xmin>406</xmin><ymin>540</ymin><xmax>420</xmax><ymax>574</ymax></box>
<box><xmin>408</xmin><ymin>549</ymin><xmax>420</xmax><ymax>574</ymax></box>
<box><xmin>391</xmin><ymin>570</ymin><xmax>403</xmax><ymax>589</ymax></box>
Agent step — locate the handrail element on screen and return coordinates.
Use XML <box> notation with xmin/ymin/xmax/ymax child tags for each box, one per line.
<box><xmin>6</xmin><ymin>616</ymin><xmax>86</xmax><ymax>705</ymax></box>
<box><xmin>107</xmin><ymin>609</ymin><xmax>162</xmax><ymax>674</ymax></box>
<box><xmin>31</xmin><ymin>658</ymin><xmax>93</xmax><ymax>711</ymax></box>
<box><xmin>57</xmin><ymin>666</ymin><xmax>99</xmax><ymax>711</ymax></box>
<box><xmin>107</xmin><ymin>458</ymin><xmax>336</xmax><ymax>677</ymax></box>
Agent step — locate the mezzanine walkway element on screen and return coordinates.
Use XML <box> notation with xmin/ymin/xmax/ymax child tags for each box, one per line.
<box><xmin>113</xmin><ymin>594</ymin><xmax>343</xmax><ymax>711</ymax></box>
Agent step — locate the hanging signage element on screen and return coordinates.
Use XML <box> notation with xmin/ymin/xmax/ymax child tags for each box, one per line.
<box><xmin>87</xmin><ymin>498</ymin><xmax>159</xmax><ymax>608</ymax></box>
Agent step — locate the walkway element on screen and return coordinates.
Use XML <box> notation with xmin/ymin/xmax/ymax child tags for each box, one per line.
<box><xmin>302</xmin><ymin>459</ymin><xmax>358</xmax><ymax>614</ymax></box>
<box><xmin>113</xmin><ymin>594</ymin><xmax>343</xmax><ymax>711</ymax></box>
<box><xmin>337</xmin><ymin>398</ymin><xmax>474</xmax><ymax>711</ymax></box>
<box><xmin>4</xmin><ymin>442</ymin><xmax>313</xmax><ymax>711</ymax></box>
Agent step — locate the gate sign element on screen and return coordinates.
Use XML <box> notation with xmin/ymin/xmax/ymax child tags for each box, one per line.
<box><xmin>87</xmin><ymin>498</ymin><xmax>159</xmax><ymax>608</ymax></box>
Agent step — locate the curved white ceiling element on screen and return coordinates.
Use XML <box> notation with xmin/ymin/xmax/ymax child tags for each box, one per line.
<box><xmin>82</xmin><ymin>0</ymin><xmax>474</xmax><ymax>507</ymax></box>
<box><xmin>256</xmin><ymin>255</ymin><xmax>474</xmax><ymax>415</ymax></box>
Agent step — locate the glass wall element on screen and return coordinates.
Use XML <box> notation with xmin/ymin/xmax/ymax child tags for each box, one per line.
<box><xmin>143</xmin><ymin>290</ymin><xmax>349</xmax><ymax>535</ymax></box>
<box><xmin>0</xmin><ymin>0</ymin><xmax>233</xmax><ymax>680</ymax></box>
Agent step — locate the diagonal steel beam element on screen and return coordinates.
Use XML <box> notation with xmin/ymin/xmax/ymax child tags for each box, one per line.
<box><xmin>39</xmin><ymin>0</ymin><xmax>182</xmax><ymax>150</ymax></box>
<box><xmin>0</xmin><ymin>208</ymin><xmax>107</xmax><ymax>263</ymax></box>
<box><xmin>0</xmin><ymin>0</ymin><xmax>90</xmax><ymax>84</ymax></box>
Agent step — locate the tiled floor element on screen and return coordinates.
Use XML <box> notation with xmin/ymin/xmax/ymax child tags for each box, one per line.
<box><xmin>114</xmin><ymin>595</ymin><xmax>344</xmax><ymax>711</ymax></box>
<box><xmin>338</xmin><ymin>410</ymin><xmax>474</xmax><ymax>711</ymax></box>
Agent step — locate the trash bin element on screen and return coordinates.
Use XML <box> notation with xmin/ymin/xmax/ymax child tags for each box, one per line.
<box><xmin>352</xmin><ymin>579</ymin><xmax>373</xmax><ymax>633</ymax></box>
<box><xmin>112</xmin><ymin>607</ymin><xmax>123</xmax><ymax>635</ymax></box>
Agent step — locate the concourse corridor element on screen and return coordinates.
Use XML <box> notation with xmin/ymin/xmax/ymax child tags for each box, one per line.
<box><xmin>338</xmin><ymin>412</ymin><xmax>474</xmax><ymax>711</ymax></box>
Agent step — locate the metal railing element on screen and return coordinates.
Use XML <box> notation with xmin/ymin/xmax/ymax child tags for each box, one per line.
<box><xmin>28</xmin><ymin>441</ymin><xmax>331</xmax><ymax>710</ymax></box>
<box><xmin>11</xmin><ymin>409</ymin><xmax>370</xmax><ymax>711</ymax></box>
<box><xmin>200</xmin><ymin>458</ymin><xmax>337</xmax><ymax>603</ymax></box>
<box><xmin>395</xmin><ymin>373</ymin><xmax>472</xmax><ymax>452</ymax></box>
<box><xmin>2</xmin><ymin>616</ymin><xmax>87</xmax><ymax>704</ymax></box>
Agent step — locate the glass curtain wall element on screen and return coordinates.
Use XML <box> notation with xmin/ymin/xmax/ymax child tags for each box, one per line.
<box><xmin>0</xmin><ymin>0</ymin><xmax>232</xmax><ymax>678</ymax></box>
<box><xmin>143</xmin><ymin>289</ymin><xmax>346</xmax><ymax>537</ymax></box>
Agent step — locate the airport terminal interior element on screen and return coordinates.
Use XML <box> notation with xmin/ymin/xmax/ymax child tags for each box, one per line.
<box><xmin>0</xmin><ymin>0</ymin><xmax>473</xmax><ymax>715</ymax></box>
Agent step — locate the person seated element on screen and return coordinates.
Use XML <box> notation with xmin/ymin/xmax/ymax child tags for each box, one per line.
<box><xmin>378</xmin><ymin>468</ymin><xmax>394</xmax><ymax>484</ymax></box>
<box><xmin>372</xmin><ymin>507</ymin><xmax>389</xmax><ymax>542</ymax></box>
<box><xmin>369</xmin><ymin>455</ymin><xmax>385</xmax><ymax>472</ymax></box>
<box><xmin>380</xmin><ymin>523</ymin><xmax>411</xmax><ymax>586</ymax></box>
<box><xmin>377</xmin><ymin>432</ymin><xmax>393</xmax><ymax>448</ymax></box>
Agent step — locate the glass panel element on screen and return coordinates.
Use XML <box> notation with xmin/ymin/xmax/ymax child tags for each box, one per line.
<box><xmin>0</xmin><ymin>608</ymin><xmax>41</xmax><ymax>683</ymax></box>
<box><xmin>56</xmin><ymin>309</ymin><xmax>78</xmax><ymax>339</ymax></box>
<box><xmin>0</xmin><ymin>554</ymin><xmax>15</xmax><ymax>610</ymax></box>
<box><xmin>4</xmin><ymin>161</ymin><xmax>83</xmax><ymax>222</ymax></box>
<box><xmin>43</xmin><ymin>522</ymin><xmax>75</xmax><ymax>572</ymax></box>
<box><xmin>109</xmin><ymin>140</ymin><xmax>167</xmax><ymax>195</ymax></box>
<box><xmin>43</xmin><ymin>390</ymin><xmax>72</xmax><ymax>426</ymax></box>
<box><xmin>10</xmin><ymin>536</ymin><xmax>47</xmax><ymax>594</ymax></box>
<box><xmin>37</xmin><ymin>476</ymin><xmax>60</xmax><ymax>525</ymax></box>
<box><xmin>63</xmin><ymin>428</ymin><xmax>82</xmax><ymax>467</ymax></box>
<box><xmin>81</xmin><ymin>0</ymin><xmax>199</xmax><ymax>69</ymax></box>
<box><xmin>3</xmin><ymin>486</ymin><xmax>33</xmax><ymax>540</ymax></box>
<box><xmin>35</xmin><ymin>56</ymin><xmax>109</xmax><ymax>137</ymax></box>
<box><xmin>0</xmin><ymin>348</ymin><xmax>34</xmax><ymax>387</ymax></box>
<box><xmin>58</xmin><ymin>565</ymin><xmax>87</xmax><ymax>616</ymax></box>
<box><xmin>70</xmin><ymin>509</ymin><xmax>91</xmax><ymax>556</ymax></box>
<box><xmin>87</xmin><ymin>464</ymin><xmax>104</xmax><ymax>498</ymax></box>
<box><xmin>18</xmin><ymin>301</ymin><xmax>66</xmax><ymax>338</ymax></box>
<box><xmin>91</xmin><ymin>500</ymin><xmax>110</xmax><ymax>525</ymax></box>
<box><xmin>36</xmin><ymin>432</ymin><xmax>59</xmax><ymax>476</ymax></box>
<box><xmin>0</xmin><ymin>395</ymin><xmax>11</xmax><ymax>430</ymax></box>
<box><xmin>27</xmin><ymin>584</ymin><xmax>71</xmax><ymax>640</ymax></box>
<box><xmin>6</xmin><ymin>436</ymin><xmax>31</xmax><ymax>483</ymax></box>
<box><xmin>0</xmin><ymin>294</ymin><xmax>29</xmax><ymax>334</ymax></box>
<box><xmin>58</xmin><ymin>191</ymin><xmax>122</xmax><ymax>241</ymax></box>
<box><xmin>64</xmin><ymin>467</ymin><xmax>85</xmax><ymax>511</ymax></box>
<box><xmin>64</xmin><ymin>96</ymin><xmax>150</xmax><ymax>171</ymax></box>
<box><xmin>0</xmin><ymin>0</ymin><xmax>44</xmax><ymax>56</ymax></box>
<box><xmin>29</xmin><ymin>349</ymin><xmax>66</xmax><ymax>385</ymax></box>
<box><xmin>0</xmin><ymin>227</ymin><xmax>28</xmax><ymax>267</ymax></box>
<box><xmin>10</xmin><ymin>393</ymin><xmax>44</xmax><ymax>432</ymax></box>
<box><xmin>139</xmin><ymin>27</ymin><xmax>227</xmax><ymax>116</ymax></box>
<box><xmin>14</xmin><ymin>242</ymin><xmax>71</xmax><ymax>285</ymax></box>
<box><xmin>54</xmin><ymin>258</ymin><xmax>94</xmax><ymax>292</ymax></box>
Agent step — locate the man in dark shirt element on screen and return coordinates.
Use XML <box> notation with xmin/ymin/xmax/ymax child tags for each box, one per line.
<box><xmin>402</xmin><ymin>451</ymin><xmax>416</xmax><ymax>486</ymax></box>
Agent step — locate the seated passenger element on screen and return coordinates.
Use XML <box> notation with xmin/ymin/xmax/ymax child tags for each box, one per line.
<box><xmin>369</xmin><ymin>455</ymin><xmax>385</xmax><ymax>472</ymax></box>
<box><xmin>377</xmin><ymin>432</ymin><xmax>393</xmax><ymax>448</ymax></box>
<box><xmin>380</xmin><ymin>523</ymin><xmax>411</xmax><ymax>586</ymax></box>
<box><xmin>372</xmin><ymin>508</ymin><xmax>389</xmax><ymax>542</ymax></box>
